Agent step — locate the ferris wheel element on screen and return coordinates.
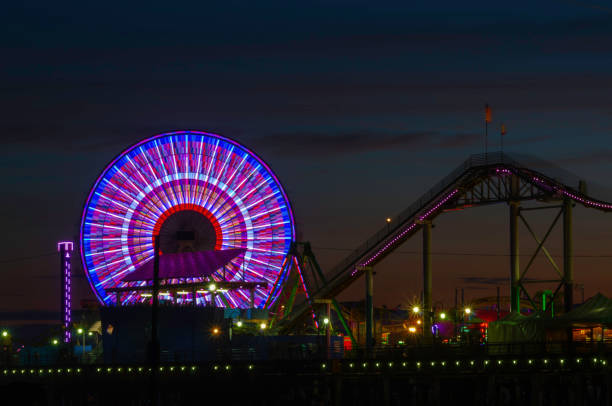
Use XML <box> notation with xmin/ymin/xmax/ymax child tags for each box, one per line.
<box><xmin>80</xmin><ymin>130</ymin><xmax>295</xmax><ymax>308</ymax></box>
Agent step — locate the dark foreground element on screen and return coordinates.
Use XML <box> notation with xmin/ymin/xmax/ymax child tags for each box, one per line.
<box><xmin>2</xmin><ymin>355</ymin><xmax>611</xmax><ymax>405</ymax></box>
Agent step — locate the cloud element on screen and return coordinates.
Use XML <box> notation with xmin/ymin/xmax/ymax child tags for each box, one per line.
<box><xmin>557</xmin><ymin>151</ymin><xmax>612</xmax><ymax>165</ymax></box>
<box><xmin>250</xmin><ymin>131</ymin><xmax>480</xmax><ymax>156</ymax></box>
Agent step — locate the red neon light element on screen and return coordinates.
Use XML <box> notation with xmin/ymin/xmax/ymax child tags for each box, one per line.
<box><xmin>151</xmin><ymin>203</ymin><xmax>223</xmax><ymax>250</ymax></box>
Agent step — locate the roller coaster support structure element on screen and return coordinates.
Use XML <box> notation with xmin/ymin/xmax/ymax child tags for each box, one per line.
<box><xmin>280</xmin><ymin>152</ymin><xmax>612</xmax><ymax>331</ymax></box>
<box><xmin>422</xmin><ymin>222</ymin><xmax>432</xmax><ymax>337</ymax></box>
<box><xmin>564</xmin><ymin>197</ymin><xmax>573</xmax><ymax>312</ymax></box>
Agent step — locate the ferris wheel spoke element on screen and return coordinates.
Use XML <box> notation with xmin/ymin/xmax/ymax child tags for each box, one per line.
<box><xmin>82</xmin><ymin>131</ymin><xmax>294</xmax><ymax>307</ymax></box>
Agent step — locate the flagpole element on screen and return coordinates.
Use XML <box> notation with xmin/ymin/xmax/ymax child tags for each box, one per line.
<box><xmin>484</xmin><ymin>104</ymin><xmax>490</xmax><ymax>161</ymax></box>
<box><xmin>485</xmin><ymin>118</ymin><xmax>488</xmax><ymax>160</ymax></box>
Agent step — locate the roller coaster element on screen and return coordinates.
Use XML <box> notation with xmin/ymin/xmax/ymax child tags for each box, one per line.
<box><xmin>280</xmin><ymin>152</ymin><xmax>612</xmax><ymax>336</ymax></box>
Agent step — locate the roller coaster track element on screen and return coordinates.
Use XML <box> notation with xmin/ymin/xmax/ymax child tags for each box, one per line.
<box><xmin>282</xmin><ymin>152</ymin><xmax>612</xmax><ymax>329</ymax></box>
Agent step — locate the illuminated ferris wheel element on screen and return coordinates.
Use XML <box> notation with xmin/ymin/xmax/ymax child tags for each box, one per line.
<box><xmin>80</xmin><ymin>131</ymin><xmax>295</xmax><ymax>308</ymax></box>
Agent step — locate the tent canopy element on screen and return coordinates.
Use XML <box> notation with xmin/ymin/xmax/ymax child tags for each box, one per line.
<box><xmin>557</xmin><ymin>293</ymin><xmax>612</xmax><ymax>324</ymax></box>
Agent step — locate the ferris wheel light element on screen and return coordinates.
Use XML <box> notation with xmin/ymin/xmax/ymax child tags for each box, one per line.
<box><xmin>80</xmin><ymin>131</ymin><xmax>295</xmax><ymax>308</ymax></box>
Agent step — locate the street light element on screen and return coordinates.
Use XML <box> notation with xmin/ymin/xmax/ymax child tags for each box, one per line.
<box><xmin>464</xmin><ymin>308</ymin><xmax>471</xmax><ymax>315</ymax></box>
<box><xmin>77</xmin><ymin>328</ymin><xmax>85</xmax><ymax>362</ymax></box>
<box><xmin>52</xmin><ymin>339</ymin><xmax>59</xmax><ymax>345</ymax></box>
<box><xmin>412</xmin><ymin>306</ymin><xmax>420</xmax><ymax>314</ymax></box>
<box><xmin>212</xmin><ymin>328</ymin><xmax>219</xmax><ymax>335</ymax></box>
<box><xmin>323</xmin><ymin>318</ymin><xmax>329</xmax><ymax>325</ymax></box>
<box><xmin>208</xmin><ymin>283</ymin><xmax>216</xmax><ymax>292</ymax></box>
<box><xmin>236</xmin><ymin>320</ymin><xmax>243</xmax><ymax>328</ymax></box>
<box><xmin>439</xmin><ymin>312</ymin><xmax>446</xmax><ymax>320</ymax></box>
<box><xmin>1</xmin><ymin>330</ymin><xmax>8</xmax><ymax>338</ymax></box>
<box><xmin>259</xmin><ymin>323</ymin><xmax>266</xmax><ymax>330</ymax></box>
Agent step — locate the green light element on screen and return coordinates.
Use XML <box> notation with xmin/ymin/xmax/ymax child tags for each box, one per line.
<box><xmin>77</xmin><ymin>328</ymin><xmax>83</xmax><ymax>334</ymax></box>
<box><xmin>1</xmin><ymin>330</ymin><xmax>8</xmax><ymax>337</ymax></box>
<box><xmin>52</xmin><ymin>339</ymin><xmax>59</xmax><ymax>345</ymax></box>
<box><xmin>528</xmin><ymin>359</ymin><xmax>533</xmax><ymax>364</ymax></box>
<box><xmin>248</xmin><ymin>365</ymin><xmax>253</xmax><ymax>370</ymax></box>
<box><xmin>88</xmin><ymin>331</ymin><xmax>93</xmax><ymax>336</ymax></box>
<box><xmin>225</xmin><ymin>365</ymin><xmax>230</xmax><ymax>370</ymax></box>
<box><xmin>402</xmin><ymin>362</ymin><xmax>407</xmax><ymax>367</ymax></box>
<box><xmin>322</xmin><ymin>364</ymin><xmax>327</xmax><ymax>369</ymax></box>
<box><xmin>512</xmin><ymin>360</ymin><xmax>517</xmax><ymax>365</ymax></box>
<box><xmin>455</xmin><ymin>361</ymin><xmax>460</xmax><ymax>366</ymax></box>
<box><xmin>416</xmin><ymin>362</ymin><xmax>421</xmax><ymax>368</ymax></box>
<box><xmin>349</xmin><ymin>363</ymin><xmax>354</xmax><ymax>368</ymax></box>
<box><xmin>388</xmin><ymin>362</ymin><xmax>393</xmax><ymax>367</ymax></box>
<box><xmin>375</xmin><ymin>362</ymin><xmax>380</xmax><ymax>368</ymax></box>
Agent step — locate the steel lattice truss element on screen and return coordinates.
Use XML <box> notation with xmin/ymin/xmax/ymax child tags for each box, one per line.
<box><xmin>283</xmin><ymin>152</ymin><xmax>612</xmax><ymax>328</ymax></box>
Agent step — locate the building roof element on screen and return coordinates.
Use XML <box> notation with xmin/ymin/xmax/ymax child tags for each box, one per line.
<box><xmin>121</xmin><ymin>249</ymin><xmax>246</xmax><ymax>282</ymax></box>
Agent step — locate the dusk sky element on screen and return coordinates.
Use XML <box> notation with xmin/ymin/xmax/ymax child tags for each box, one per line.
<box><xmin>2</xmin><ymin>1</ymin><xmax>612</xmax><ymax>314</ymax></box>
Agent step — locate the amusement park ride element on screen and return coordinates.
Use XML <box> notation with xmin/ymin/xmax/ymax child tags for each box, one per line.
<box><xmin>65</xmin><ymin>130</ymin><xmax>612</xmax><ymax>348</ymax></box>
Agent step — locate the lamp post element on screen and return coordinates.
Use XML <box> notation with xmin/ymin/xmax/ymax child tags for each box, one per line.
<box><xmin>77</xmin><ymin>328</ymin><xmax>85</xmax><ymax>362</ymax></box>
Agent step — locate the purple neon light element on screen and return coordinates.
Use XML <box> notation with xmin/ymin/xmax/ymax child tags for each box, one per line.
<box><xmin>80</xmin><ymin>131</ymin><xmax>295</xmax><ymax>309</ymax></box>
<box><xmin>348</xmin><ymin>163</ymin><xmax>612</xmax><ymax>281</ymax></box>
<box><xmin>351</xmin><ymin>189</ymin><xmax>459</xmax><ymax>276</ymax></box>
<box><xmin>58</xmin><ymin>242</ymin><xmax>73</xmax><ymax>343</ymax></box>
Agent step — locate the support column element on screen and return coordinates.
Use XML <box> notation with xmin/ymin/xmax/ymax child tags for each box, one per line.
<box><xmin>510</xmin><ymin>201</ymin><xmax>521</xmax><ymax>313</ymax></box>
<box><xmin>563</xmin><ymin>198</ymin><xmax>574</xmax><ymax>312</ymax></box>
<box><xmin>365</xmin><ymin>267</ymin><xmax>374</xmax><ymax>351</ymax></box>
<box><xmin>325</xmin><ymin>301</ymin><xmax>331</xmax><ymax>358</ymax></box>
<box><xmin>422</xmin><ymin>222</ymin><xmax>432</xmax><ymax>337</ymax></box>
